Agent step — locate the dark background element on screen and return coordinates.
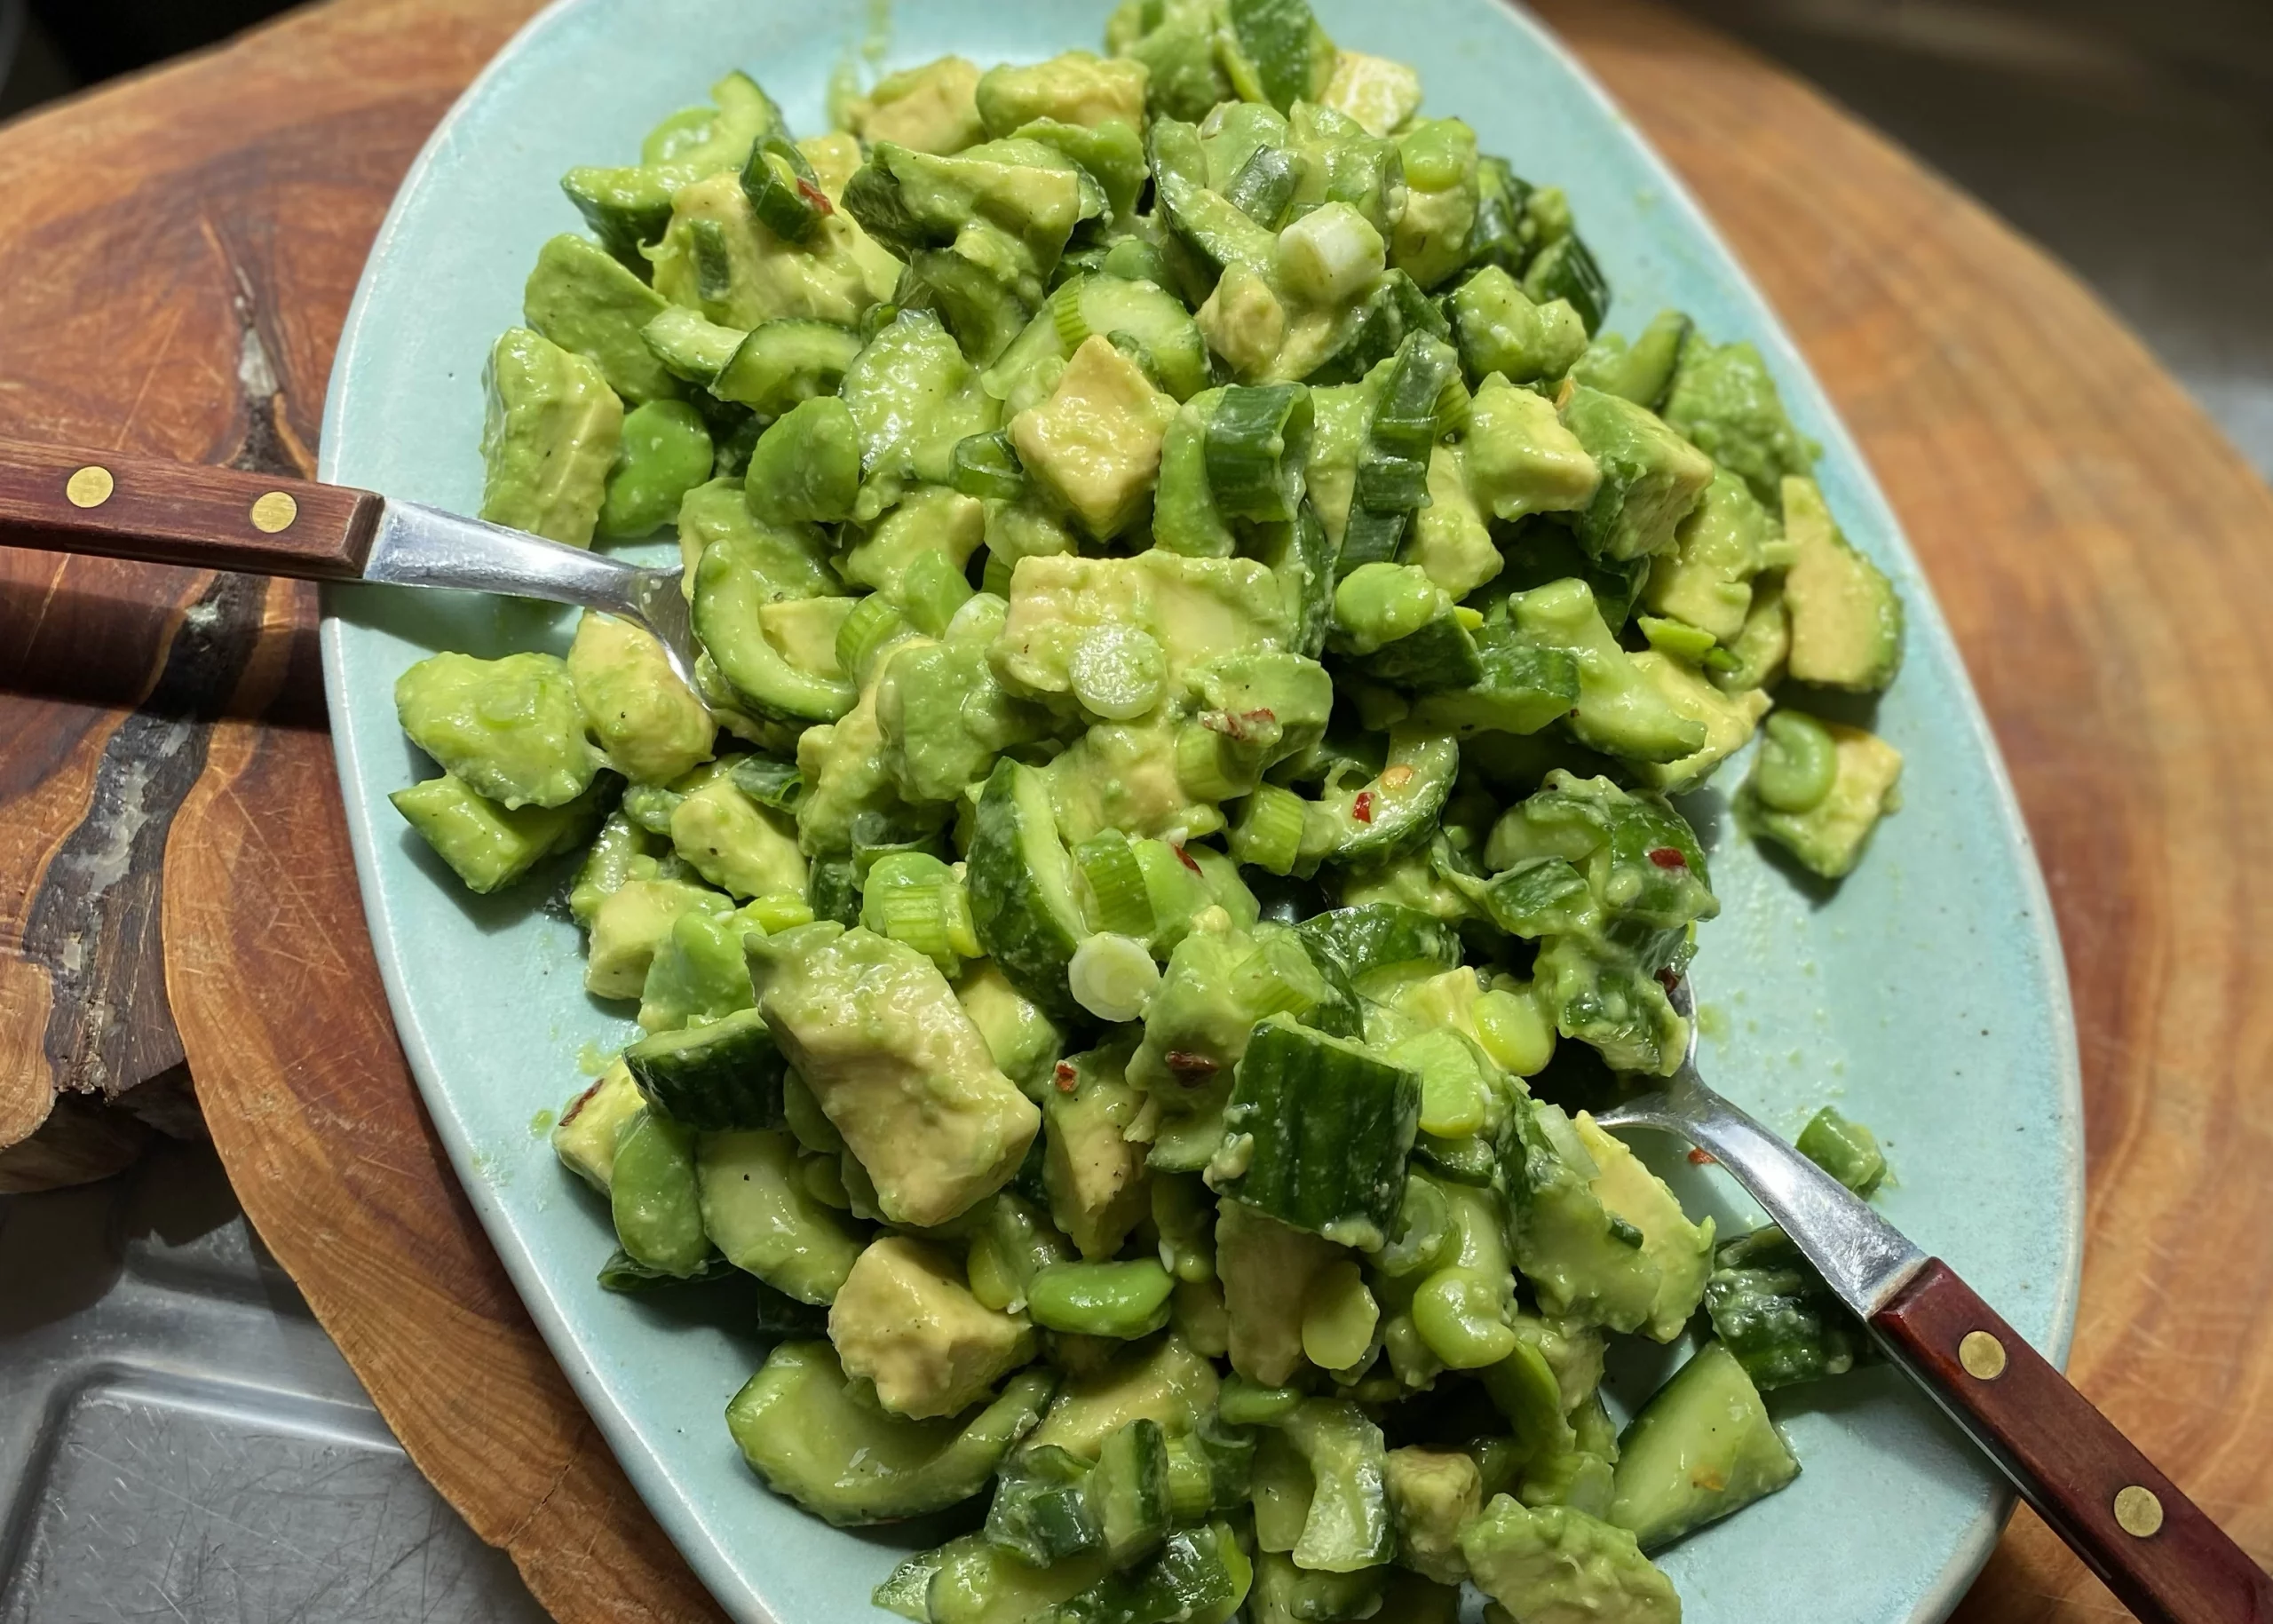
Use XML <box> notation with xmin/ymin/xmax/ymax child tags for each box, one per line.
<box><xmin>4</xmin><ymin>0</ymin><xmax>2269</xmax><ymax>479</ymax></box>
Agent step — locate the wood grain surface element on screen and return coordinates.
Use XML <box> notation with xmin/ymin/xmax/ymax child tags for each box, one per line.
<box><xmin>0</xmin><ymin>0</ymin><xmax>2261</xmax><ymax>1616</ymax></box>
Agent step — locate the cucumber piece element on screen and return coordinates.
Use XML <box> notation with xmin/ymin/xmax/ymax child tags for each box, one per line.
<box><xmin>560</xmin><ymin>163</ymin><xmax>686</xmax><ymax>269</ymax></box>
<box><xmin>1049</xmin><ymin>1521</ymin><xmax>1253</xmax><ymax>1624</ymax></box>
<box><xmin>927</xmin><ymin>1535</ymin><xmax>1112</xmax><ymax>1623</ymax></box>
<box><xmin>1059</xmin><ymin>274</ymin><xmax>1211</xmax><ymax>402</ymax></box>
<box><xmin>1359</xmin><ymin>614</ymin><xmax>1486</xmax><ymax>694</ymax></box>
<box><xmin>692</xmin><ymin>532</ymin><xmax>857</xmax><ymax>723</ymax></box>
<box><xmin>1522</xmin><ymin>233</ymin><xmax>1611</xmax><ymax>337</ymax></box>
<box><xmin>523</xmin><ymin>233</ymin><xmax>680</xmax><ymax>405</ymax></box>
<box><xmin>1408</xmin><ymin>620</ymin><xmax>1581</xmax><ymax>740</ymax></box>
<box><xmin>725</xmin><ymin>1341</ymin><xmax>1056</xmax><ymax>1525</ymax></box>
<box><xmin>714</xmin><ymin>319</ymin><xmax>865</xmax><ymax>416</ymax></box>
<box><xmin>1216</xmin><ymin>1015</ymin><xmax>1421</xmax><ymax>1245</ymax></box>
<box><xmin>1702</xmin><ymin>1226</ymin><xmax>1867</xmax><ymax>1393</ymax></box>
<box><xmin>1095</xmin><ymin>1418</ymin><xmax>1174</xmax><ymax>1569</ymax></box>
<box><xmin>1796</xmin><ymin>1105</ymin><xmax>1886</xmax><ymax>1195</ymax></box>
<box><xmin>1295</xmin><ymin>903</ymin><xmax>1463</xmax><ymax>982</ymax></box>
<box><xmin>1608</xmin><ymin>1339</ymin><xmax>1799</xmax><ymax>1550</ymax></box>
<box><xmin>1224</xmin><ymin>0</ymin><xmax>1336</xmax><ymax>111</ymax></box>
<box><xmin>610</xmin><ymin>1109</ymin><xmax>709</xmax><ymax>1277</ymax></box>
<box><xmin>967</xmin><ymin>758</ymin><xmax>1089</xmax><ymax>1020</ymax></box>
<box><xmin>986</xmin><ymin>1446</ymin><xmax>1102</xmax><ymax>1566</ymax></box>
<box><xmin>1295</xmin><ymin>727</ymin><xmax>1459</xmax><ymax>873</ymax></box>
<box><xmin>622</xmin><ymin>1006</ymin><xmax>783</xmax><ymax>1130</ymax></box>
<box><xmin>1206</xmin><ymin>384</ymin><xmax>1313</xmax><ymax>523</ymax></box>
<box><xmin>596</xmin><ymin>1247</ymin><xmax>737</xmax><ymax>1292</ymax></box>
<box><xmin>641</xmin><ymin>306</ymin><xmax>746</xmax><ymax>385</ymax></box>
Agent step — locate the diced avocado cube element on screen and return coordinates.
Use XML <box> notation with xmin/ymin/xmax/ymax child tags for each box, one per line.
<box><xmin>1009</xmin><ymin>335</ymin><xmax>1180</xmax><ymax>539</ymax></box>
<box><xmin>847</xmin><ymin>55</ymin><xmax>986</xmax><ymax>154</ymax></box>
<box><xmin>1739</xmin><ymin>715</ymin><xmax>1903</xmax><ymax>878</ymax></box>
<box><xmin>1463</xmin><ymin>375</ymin><xmax>1602</xmax><ymax>521</ymax></box>
<box><xmin>1105</xmin><ymin>0</ymin><xmax>1232</xmax><ymax>123</ymax></box>
<box><xmin>841</xmin><ymin>485</ymin><xmax>986</xmax><ymax>596</ymax></box>
<box><xmin>550</xmin><ymin>1059</ymin><xmax>645</xmax><ymax>1194</ymax></box>
<box><xmin>668</xmin><ymin>776</ymin><xmax>806</xmax><ymax>899</ymax></box>
<box><xmin>1460</xmin><ymin>1497</ymin><xmax>1680</xmax><ymax>1624</ymax></box>
<box><xmin>1046</xmin><ymin>1048</ymin><xmax>1152</xmax><ymax>1260</ymax></box>
<box><xmin>978</xmin><ymin>51</ymin><xmax>1149</xmax><ymax>137</ymax></box>
<box><xmin>395</xmin><ymin>650</ymin><xmax>603</xmax><ymax>811</ymax></box>
<box><xmin>1386</xmin><ymin>1446</ymin><xmax>1485</xmax><ymax>1584</ymax></box>
<box><xmin>1609</xmin><ymin>1340</ymin><xmax>1800</xmax><ymax>1550</ymax></box>
<box><xmin>479</xmin><ymin>326</ymin><xmax>622</xmax><ymax>547</ymax></box>
<box><xmin>1215</xmin><ymin>1199</ymin><xmax>1343</xmax><ymax>1387</ymax></box>
<box><xmin>1028</xmin><ymin>1335</ymin><xmax>1223</xmax><ymax>1459</ymax></box>
<box><xmin>1661</xmin><ymin>333</ymin><xmax>1818</xmax><ymax>507</ymax></box>
<box><xmin>957</xmin><ymin>962</ymin><xmax>1065</xmax><ymax>1097</ymax></box>
<box><xmin>567</xmin><ymin>611</ymin><xmax>715</xmax><ymax>786</ymax></box>
<box><xmin>1320</xmin><ymin>51</ymin><xmax>1421</xmax><ymax>137</ymax></box>
<box><xmin>1781</xmin><ymin>475</ymin><xmax>1904</xmax><ymax>692</ymax></box>
<box><xmin>1509</xmin><ymin>578</ymin><xmax>1707</xmax><ymax>764</ymax></box>
<box><xmin>1403</xmin><ymin>444</ymin><xmax>1502</xmax><ymax>598</ymax></box>
<box><xmin>994</xmin><ymin>549</ymin><xmax>1290</xmax><ymax>701</ymax></box>
<box><xmin>1451</xmin><ymin>265</ymin><xmax>1589</xmax><ymax>385</ymax></box>
<box><xmin>1642</xmin><ymin>464</ymin><xmax>1776</xmax><ymax>643</ymax></box>
<box><xmin>1713</xmin><ymin>574</ymin><xmax>1789</xmax><ymax>694</ymax></box>
<box><xmin>828</xmin><ymin>1235</ymin><xmax>1036</xmax><ymax>1419</ymax></box>
<box><xmin>1628</xmin><ymin>651</ymin><xmax>1771</xmax><ymax>795</ymax></box>
<box><xmin>1558</xmin><ymin>384</ymin><xmax>1713</xmax><ymax>562</ymax></box>
<box><xmin>522</xmin><ymin>233</ymin><xmax>681</xmax><ymax>405</ymax></box>
<box><xmin>749</xmin><ymin>923</ymin><xmax>1039</xmax><ymax>1227</ymax></box>
<box><xmin>1508</xmin><ymin>1102</ymin><xmax>1714</xmax><ymax>1343</ymax></box>
<box><xmin>650</xmin><ymin>169</ymin><xmax>898</xmax><ymax>331</ymax></box>
<box><xmin>745</xmin><ymin>395</ymin><xmax>863</xmax><ymax>527</ymax></box>
<box><xmin>585</xmin><ymin>877</ymin><xmax>727</xmax><ymax>1000</ymax></box>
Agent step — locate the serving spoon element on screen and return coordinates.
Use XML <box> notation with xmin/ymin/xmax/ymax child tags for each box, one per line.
<box><xmin>1601</xmin><ymin>972</ymin><xmax>2272</xmax><ymax>1624</ymax></box>
<box><xmin>0</xmin><ymin>439</ymin><xmax>702</xmax><ymax>686</ymax></box>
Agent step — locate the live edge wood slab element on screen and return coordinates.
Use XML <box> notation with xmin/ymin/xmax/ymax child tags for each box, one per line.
<box><xmin>0</xmin><ymin>0</ymin><xmax>2267</xmax><ymax>1617</ymax></box>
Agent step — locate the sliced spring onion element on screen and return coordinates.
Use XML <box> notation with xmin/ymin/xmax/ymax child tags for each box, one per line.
<box><xmin>1273</xmin><ymin>202</ymin><xmax>1387</xmax><ymax>308</ymax></box>
<box><xmin>1224</xmin><ymin>142</ymin><xmax>1302</xmax><ymax>227</ymax></box>
<box><xmin>834</xmin><ymin>592</ymin><xmax>909</xmax><ymax>685</ymax></box>
<box><xmin>1068</xmin><ymin>932</ymin><xmax>1162</xmax><ymax>1023</ymax></box>
<box><xmin>1228</xmin><ymin>784</ymin><xmax>1307</xmax><ymax>876</ymax></box>
<box><xmin>950</xmin><ymin>430</ymin><xmax>1029</xmax><ymax>501</ymax></box>
<box><xmin>740</xmin><ymin>132</ymin><xmax>832</xmax><ymax>243</ymax></box>
<box><xmin>899</xmin><ymin>549</ymin><xmax>977</xmax><ymax>638</ymax></box>
<box><xmin>1204</xmin><ymin>383</ymin><xmax>1313</xmax><ymax>523</ymax></box>
<box><xmin>1068</xmin><ymin>623</ymin><xmax>1168</xmax><ymax>720</ymax></box>
<box><xmin>1075</xmin><ymin>832</ymin><xmax>1158</xmax><ymax>940</ymax></box>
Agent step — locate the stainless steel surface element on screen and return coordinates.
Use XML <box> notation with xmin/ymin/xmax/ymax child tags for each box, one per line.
<box><xmin>0</xmin><ymin>1141</ymin><xmax>546</xmax><ymax>1622</ymax></box>
<box><xmin>367</xmin><ymin>500</ymin><xmax>696</xmax><ymax>686</ymax></box>
<box><xmin>1596</xmin><ymin>976</ymin><xmax>1928</xmax><ymax>1318</ymax></box>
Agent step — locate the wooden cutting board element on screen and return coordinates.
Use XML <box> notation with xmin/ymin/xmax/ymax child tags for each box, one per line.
<box><xmin>2</xmin><ymin>0</ymin><xmax>2268</xmax><ymax>1617</ymax></box>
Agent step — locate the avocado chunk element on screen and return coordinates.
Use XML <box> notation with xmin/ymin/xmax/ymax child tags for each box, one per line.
<box><xmin>1628</xmin><ymin>651</ymin><xmax>1770</xmax><ymax>796</ymax></box>
<box><xmin>1509</xmin><ymin>579</ymin><xmax>1706</xmax><ymax>764</ymax></box>
<box><xmin>586</xmin><ymin>877</ymin><xmax>726</xmax><ymax>1000</ymax></box>
<box><xmin>1557</xmin><ymin>384</ymin><xmax>1713</xmax><ymax>563</ymax></box>
<box><xmin>829</xmin><ymin>1234</ymin><xmax>1037</xmax><ymax>1418</ymax></box>
<box><xmin>1712</xmin><ymin>574</ymin><xmax>1789</xmax><ymax>694</ymax></box>
<box><xmin>1106</xmin><ymin>0</ymin><xmax>1232</xmax><ymax>123</ymax></box>
<box><xmin>977</xmin><ymin>51</ymin><xmax>1149</xmax><ymax>136</ymax></box>
<box><xmin>1462</xmin><ymin>376</ymin><xmax>1602</xmax><ymax>522</ymax></box>
<box><xmin>1391</xmin><ymin>118</ymin><xmax>1480</xmax><ymax>292</ymax></box>
<box><xmin>876</xmin><ymin>597</ymin><xmax>1054</xmax><ymax>806</ymax></box>
<box><xmin>841</xmin><ymin>310</ymin><xmax>1004</xmax><ymax>512</ymax></box>
<box><xmin>1609</xmin><ymin>1339</ymin><xmax>1799</xmax><ymax>1551</ymax></box>
<box><xmin>1010</xmin><ymin>335</ymin><xmax>1181</xmax><ymax>540</ymax></box>
<box><xmin>1507</xmin><ymin>1103</ymin><xmax>1714</xmax><ymax>1343</ymax></box>
<box><xmin>694</xmin><ymin>1126</ymin><xmax>866</xmax><ymax>1303</ymax></box>
<box><xmin>748</xmin><ymin>922</ymin><xmax>1040</xmax><ymax>1226</ymax></box>
<box><xmin>841</xmin><ymin>485</ymin><xmax>987</xmax><ymax>598</ymax></box>
<box><xmin>395</xmin><ymin>650</ymin><xmax>603</xmax><ymax>810</ymax></box>
<box><xmin>958</xmin><ymin>961</ymin><xmax>1066</xmax><ymax>1097</ymax></box>
<box><xmin>1046</xmin><ymin>1047</ymin><xmax>1153</xmax><ymax>1259</ymax></box>
<box><xmin>568</xmin><ymin>611</ymin><xmax>716</xmax><ymax>785</ymax></box>
<box><xmin>638</xmin><ymin>903</ymin><xmax>758</xmax><ymax>1032</ymax></box>
<box><xmin>1738</xmin><ymin>714</ymin><xmax>1903</xmax><ymax>878</ymax></box>
<box><xmin>389</xmin><ymin>772</ymin><xmax>598</xmax><ymax>894</ymax></box>
<box><xmin>479</xmin><ymin>326</ymin><xmax>622</xmax><ymax>547</ymax></box>
<box><xmin>649</xmin><ymin>168</ymin><xmax>897</xmax><ymax>330</ymax></box>
<box><xmin>1451</xmin><ymin>265</ymin><xmax>1589</xmax><ymax>385</ymax></box>
<box><xmin>523</xmin><ymin>233</ymin><xmax>681</xmax><ymax>405</ymax></box>
<box><xmin>669</xmin><ymin>776</ymin><xmax>806</xmax><ymax>899</ymax></box>
<box><xmin>1214</xmin><ymin>1199</ymin><xmax>1342</xmax><ymax>1386</ymax></box>
<box><xmin>1780</xmin><ymin>476</ymin><xmax>1903</xmax><ymax>692</ymax></box>
<box><xmin>1642</xmin><ymin>465</ymin><xmax>1776</xmax><ymax>644</ymax></box>
<box><xmin>551</xmin><ymin>1059</ymin><xmax>645</xmax><ymax>1194</ymax></box>
<box><xmin>1460</xmin><ymin>1496</ymin><xmax>1680</xmax><ymax>1624</ymax></box>
<box><xmin>745</xmin><ymin>395</ymin><xmax>863</xmax><ymax>527</ymax></box>
<box><xmin>1404</xmin><ymin>444</ymin><xmax>1503</xmax><ymax>599</ymax></box>
<box><xmin>1027</xmin><ymin>1335</ymin><xmax>1223</xmax><ymax>1458</ymax></box>
<box><xmin>1385</xmin><ymin>1446</ymin><xmax>1485</xmax><ymax>1583</ymax></box>
<box><xmin>1319</xmin><ymin>50</ymin><xmax>1422</xmax><ymax>137</ymax></box>
<box><xmin>725</xmin><ymin>1339</ymin><xmax>1054</xmax><ymax>1525</ymax></box>
<box><xmin>993</xmin><ymin>550</ymin><xmax>1291</xmax><ymax>701</ymax></box>
<box><xmin>1661</xmin><ymin>334</ymin><xmax>1818</xmax><ymax>507</ymax></box>
<box><xmin>848</xmin><ymin>55</ymin><xmax>986</xmax><ymax>154</ymax></box>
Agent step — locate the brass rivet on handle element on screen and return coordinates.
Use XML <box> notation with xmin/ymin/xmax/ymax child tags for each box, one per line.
<box><xmin>2114</xmin><ymin>1485</ymin><xmax>2165</xmax><ymax>1539</ymax></box>
<box><xmin>1959</xmin><ymin>1330</ymin><xmax>2008</xmax><ymax>1381</ymax></box>
<box><xmin>249</xmin><ymin>491</ymin><xmax>298</xmax><ymax>534</ymax></box>
<box><xmin>66</xmin><ymin>465</ymin><xmax>115</xmax><ymax>508</ymax></box>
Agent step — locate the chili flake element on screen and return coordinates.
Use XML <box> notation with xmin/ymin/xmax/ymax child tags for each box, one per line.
<box><xmin>1353</xmin><ymin>791</ymin><xmax>1375</xmax><ymax>824</ymax></box>
<box><xmin>1648</xmin><ymin>847</ymin><xmax>1687</xmax><ymax>868</ymax></box>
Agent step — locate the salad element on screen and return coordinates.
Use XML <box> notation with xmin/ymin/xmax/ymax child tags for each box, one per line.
<box><xmin>385</xmin><ymin>1</ymin><xmax>1911</xmax><ymax>1619</ymax></box>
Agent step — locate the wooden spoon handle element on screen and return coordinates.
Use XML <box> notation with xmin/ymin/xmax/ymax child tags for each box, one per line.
<box><xmin>1875</xmin><ymin>1260</ymin><xmax>2273</xmax><ymax>1623</ymax></box>
<box><xmin>0</xmin><ymin>437</ymin><xmax>383</xmax><ymax>580</ymax></box>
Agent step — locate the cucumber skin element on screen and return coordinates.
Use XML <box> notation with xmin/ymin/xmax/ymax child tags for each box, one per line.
<box><xmin>1295</xmin><ymin>904</ymin><xmax>1464</xmax><ymax>981</ymax></box>
<box><xmin>1218</xmin><ymin>1017</ymin><xmax>1422</xmax><ymax>1240</ymax></box>
<box><xmin>967</xmin><ymin>759</ymin><xmax>1086</xmax><ymax>1022</ymax></box>
<box><xmin>625</xmin><ymin>1008</ymin><xmax>787</xmax><ymax>1131</ymax></box>
<box><xmin>1608</xmin><ymin>1338</ymin><xmax>1799</xmax><ymax>1550</ymax></box>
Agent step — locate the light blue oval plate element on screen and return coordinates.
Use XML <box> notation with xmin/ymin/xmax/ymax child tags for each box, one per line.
<box><xmin>319</xmin><ymin>2</ymin><xmax>2084</xmax><ymax>1619</ymax></box>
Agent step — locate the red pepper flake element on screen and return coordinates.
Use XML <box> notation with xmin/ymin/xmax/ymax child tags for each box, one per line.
<box><xmin>1174</xmin><ymin>844</ymin><xmax>1202</xmax><ymax>875</ymax></box>
<box><xmin>1242</xmin><ymin>708</ymin><xmax>1275</xmax><ymax>725</ymax></box>
<box><xmin>1165</xmin><ymin>1050</ymin><xmax>1219</xmax><ymax>1080</ymax></box>
<box><xmin>796</xmin><ymin>178</ymin><xmax>836</xmax><ymax>215</ymax></box>
<box><xmin>559</xmin><ymin>1076</ymin><xmax>604</xmax><ymax>1124</ymax></box>
<box><xmin>1352</xmin><ymin>791</ymin><xmax>1375</xmax><ymax>824</ymax></box>
<box><xmin>1648</xmin><ymin>847</ymin><xmax>1687</xmax><ymax>868</ymax></box>
<box><xmin>1053</xmin><ymin>1061</ymin><xmax>1079</xmax><ymax>1093</ymax></box>
<box><xmin>1687</xmin><ymin>1148</ymin><xmax>1717</xmax><ymax>1166</ymax></box>
<box><xmin>1656</xmin><ymin>967</ymin><xmax>1682</xmax><ymax>992</ymax></box>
